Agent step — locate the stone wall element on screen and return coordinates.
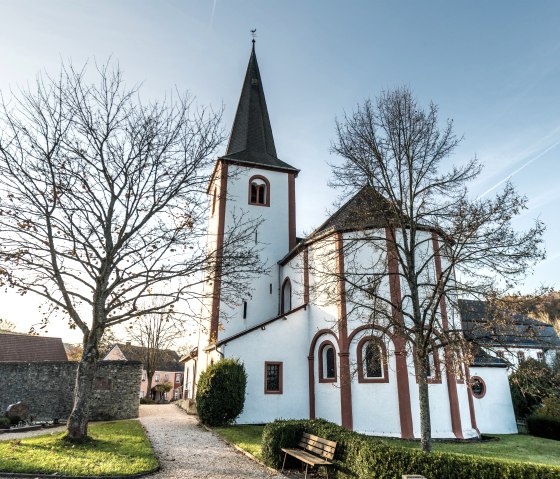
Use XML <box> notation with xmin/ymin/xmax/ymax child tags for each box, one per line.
<box><xmin>0</xmin><ymin>361</ymin><xmax>142</xmax><ymax>421</ymax></box>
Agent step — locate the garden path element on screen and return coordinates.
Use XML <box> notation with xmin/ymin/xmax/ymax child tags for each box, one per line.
<box><xmin>140</xmin><ymin>403</ymin><xmax>281</xmax><ymax>479</ymax></box>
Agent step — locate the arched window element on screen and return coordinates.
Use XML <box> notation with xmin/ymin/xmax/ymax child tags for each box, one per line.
<box><xmin>248</xmin><ymin>175</ymin><xmax>270</xmax><ymax>206</ymax></box>
<box><xmin>281</xmin><ymin>277</ymin><xmax>292</xmax><ymax>314</ymax></box>
<box><xmin>414</xmin><ymin>343</ymin><xmax>441</xmax><ymax>384</ymax></box>
<box><xmin>318</xmin><ymin>341</ymin><xmax>337</xmax><ymax>382</ymax></box>
<box><xmin>357</xmin><ymin>337</ymin><xmax>388</xmax><ymax>383</ymax></box>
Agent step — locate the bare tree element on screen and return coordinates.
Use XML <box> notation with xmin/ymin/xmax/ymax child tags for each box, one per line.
<box><xmin>126</xmin><ymin>302</ymin><xmax>184</xmax><ymax>398</ymax></box>
<box><xmin>319</xmin><ymin>87</ymin><xmax>545</xmax><ymax>451</ymax></box>
<box><xmin>0</xmin><ymin>62</ymin><xmax>263</xmax><ymax>440</ymax></box>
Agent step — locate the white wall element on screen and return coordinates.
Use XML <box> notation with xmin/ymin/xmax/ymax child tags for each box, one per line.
<box><xmin>349</xmin><ymin>331</ymin><xmax>401</xmax><ymax>436</ymax></box>
<box><xmin>219</xmin><ymin>165</ymin><xmax>292</xmax><ymax>338</ymax></box>
<box><xmin>222</xmin><ymin>307</ymin><xmax>310</xmax><ymax>423</ymax></box>
<box><xmin>469</xmin><ymin>366</ymin><xmax>517</xmax><ymax>434</ymax></box>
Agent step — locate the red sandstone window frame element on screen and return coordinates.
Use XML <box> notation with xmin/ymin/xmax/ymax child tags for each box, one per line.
<box><xmin>318</xmin><ymin>340</ymin><xmax>337</xmax><ymax>383</ymax></box>
<box><xmin>281</xmin><ymin>277</ymin><xmax>292</xmax><ymax>314</ymax></box>
<box><xmin>414</xmin><ymin>345</ymin><xmax>442</xmax><ymax>385</ymax></box>
<box><xmin>470</xmin><ymin>375</ymin><xmax>486</xmax><ymax>399</ymax></box>
<box><xmin>248</xmin><ymin>175</ymin><xmax>270</xmax><ymax>207</ymax></box>
<box><xmin>357</xmin><ymin>336</ymin><xmax>389</xmax><ymax>383</ymax></box>
<box><xmin>264</xmin><ymin>361</ymin><xmax>283</xmax><ymax>394</ymax></box>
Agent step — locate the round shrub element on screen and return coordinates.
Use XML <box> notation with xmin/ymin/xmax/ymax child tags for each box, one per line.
<box><xmin>196</xmin><ymin>358</ymin><xmax>247</xmax><ymax>427</ymax></box>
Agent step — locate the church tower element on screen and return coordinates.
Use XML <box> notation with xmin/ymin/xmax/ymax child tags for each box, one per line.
<box><xmin>204</xmin><ymin>43</ymin><xmax>299</xmax><ymax>345</ymax></box>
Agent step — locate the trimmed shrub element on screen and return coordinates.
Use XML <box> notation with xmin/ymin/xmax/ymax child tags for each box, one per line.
<box><xmin>262</xmin><ymin>419</ymin><xmax>560</xmax><ymax>479</ymax></box>
<box><xmin>196</xmin><ymin>358</ymin><xmax>247</xmax><ymax>427</ymax></box>
<box><xmin>527</xmin><ymin>415</ymin><xmax>560</xmax><ymax>441</ymax></box>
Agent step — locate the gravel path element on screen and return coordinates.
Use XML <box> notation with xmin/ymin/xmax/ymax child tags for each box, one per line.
<box><xmin>140</xmin><ymin>403</ymin><xmax>281</xmax><ymax>478</ymax></box>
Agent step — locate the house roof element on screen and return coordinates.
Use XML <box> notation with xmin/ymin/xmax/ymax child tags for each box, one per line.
<box><xmin>220</xmin><ymin>44</ymin><xmax>298</xmax><ymax>173</ymax></box>
<box><xmin>106</xmin><ymin>343</ymin><xmax>183</xmax><ymax>372</ymax></box>
<box><xmin>459</xmin><ymin>299</ymin><xmax>560</xmax><ymax>349</ymax></box>
<box><xmin>0</xmin><ymin>333</ymin><xmax>68</xmax><ymax>362</ymax></box>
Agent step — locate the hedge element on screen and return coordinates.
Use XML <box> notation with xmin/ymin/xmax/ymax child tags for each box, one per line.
<box><xmin>262</xmin><ymin>419</ymin><xmax>560</xmax><ymax>479</ymax></box>
<box><xmin>527</xmin><ymin>415</ymin><xmax>560</xmax><ymax>441</ymax></box>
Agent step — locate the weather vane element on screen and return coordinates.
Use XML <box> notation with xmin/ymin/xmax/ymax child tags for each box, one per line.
<box><xmin>251</xmin><ymin>29</ymin><xmax>256</xmax><ymax>44</ymax></box>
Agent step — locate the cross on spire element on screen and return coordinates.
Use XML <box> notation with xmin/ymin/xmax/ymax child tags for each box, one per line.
<box><xmin>250</xmin><ymin>29</ymin><xmax>256</xmax><ymax>44</ymax></box>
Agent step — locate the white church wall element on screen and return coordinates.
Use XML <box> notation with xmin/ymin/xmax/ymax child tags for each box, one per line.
<box><xmin>222</xmin><ymin>307</ymin><xmax>310</xmax><ymax>424</ymax></box>
<box><xmin>469</xmin><ymin>366</ymin><xmax>517</xmax><ymax>434</ymax></box>
<box><xmin>218</xmin><ymin>165</ymin><xmax>291</xmax><ymax>338</ymax></box>
<box><xmin>407</xmin><ymin>354</ymin><xmax>453</xmax><ymax>439</ymax></box>
<box><xmin>341</xmin><ymin>230</ymin><xmax>391</xmax><ymax>334</ymax></box>
<box><xmin>313</xmin><ymin>332</ymin><xmax>342</xmax><ymax>425</ymax></box>
<box><xmin>307</xmin><ymin>238</ymin><xmax>339</xmax><ymax>322</ymax></box>
<box><xmin>349</xmin><ymin>331</ymin><xmax>401</xmax><ymax>436</ymax></box>
<box><xmin>281</xmin><ymin>256</ymin><xmax>305</xmax><ymax>311</ymax></box>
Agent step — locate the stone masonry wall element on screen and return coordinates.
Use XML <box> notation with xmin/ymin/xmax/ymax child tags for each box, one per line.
<box><xmin>0</xmin><ymin>361</ymin><xmax>142</xmax><ymax>421</ymax></box>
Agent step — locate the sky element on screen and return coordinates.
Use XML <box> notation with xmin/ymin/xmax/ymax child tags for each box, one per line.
<box><xmin>0</xmin><ymin>1</ymin><xmax>559</xmax><ymax>343</ymax></box>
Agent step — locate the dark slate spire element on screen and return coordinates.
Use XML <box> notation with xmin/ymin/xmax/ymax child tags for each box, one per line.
<box><xmin>223</xmin><ymin>44</ymin><xmax>298</xmax><ymax>172</ymax></box>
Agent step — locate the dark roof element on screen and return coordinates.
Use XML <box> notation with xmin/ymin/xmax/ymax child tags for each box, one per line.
<box><xmin>309</xmin><ymin>185</ymin><xmax>396</xmax><ymax>238</ymax></box>
<box><xmin>221</xmin><ymin>44</ymin><xmax>297</xmax><ymax>173</ymax></box>
<box><xmin>459</xmin><ymin>299</ymin><xmax>560</xmax><ymax>349</ymax></box>
<box><xmin>0</xmin><ymin>333</ymin><xmax>68</xmax><ymax>362</ymax></box>
<box><xmin>471</xmin><ymin>348</ymin><xmax>508</xmax><ymax>368</ymax></box>
<box><xmin>107</xmin><ymin>343</ymin><xmax>183</xmax><ymax>372</ymax></box>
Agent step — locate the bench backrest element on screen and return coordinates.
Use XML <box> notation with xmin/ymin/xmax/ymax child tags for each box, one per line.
<box><xmin>299</xmin><ymin>432</ymin><xmax>337</xmax><ymax>460</ymax></box>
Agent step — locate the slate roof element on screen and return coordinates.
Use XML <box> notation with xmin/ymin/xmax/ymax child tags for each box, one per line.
<box><xmin>221</xmin><ymin>44</ymin><xmax>298</xmax><ymax>173</ymax></box>
<box><xmin>459</xmin><ymin>299</ymin><xmax>560</xmax><ymax>349</ymax></box>
<box><xmin>106</xmin><ymin>343</ymin><xmax>183</xmax><ymax>372</ymax></box>
<box><xmin>0</xmin><ymin>333</ymin><xmax>68</xmax><ymax>362</ymax></box>
<box><xmin>470</xmin><ymin>346</ymin><xmax>509</xmax><ymax>368</ymax></box>
<box><xmin>309</xmin><ymin>185</ymin><xmax>396</xmax><ymax>238</ymax></box>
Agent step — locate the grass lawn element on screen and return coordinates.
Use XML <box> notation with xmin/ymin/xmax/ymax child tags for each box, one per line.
<box><xmin>0</xmin><ymin>420</ymin><xmax>158</xmax><ymax>476</ymax></box>
<box><xmin>213</xmin><ymin>425</ymin><xmax>265</xmax><ymax>461</ymax></box>
<box><xmin>385</xmin><ymin>434</ymin><xmax>560</xmax><ymax>467</ymax></box>
<box><xmin>213</xmin><ymin>425</ymin><xmax>560</xmax><ymax>467</ymax></box>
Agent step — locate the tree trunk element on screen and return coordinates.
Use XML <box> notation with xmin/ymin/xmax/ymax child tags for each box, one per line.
<box><xmin>418</xmin><ymin>369</ymin><xmax>432</xmax><ymax>452</ymax></box>
<box><xmin>147</xmin><ymin>372</ymin><xmax>154</xmax><ymax>400</ymax></box>
<box><xmin>66</xmin><ymin>341</ymin><xmax>98</xmax><ymax>441</ymax></box>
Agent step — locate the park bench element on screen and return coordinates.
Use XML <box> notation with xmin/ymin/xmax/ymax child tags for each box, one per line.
<box><xmin>281</xmin><ymin>432</ymin><xmax>337</xmax><ymax>479</ymax></box>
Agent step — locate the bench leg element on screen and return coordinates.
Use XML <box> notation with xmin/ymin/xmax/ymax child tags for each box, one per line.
<box><xmin>281</xmin><ymin>452</ymin><xmax>287</xmax><ymax>474</ymax></box>
<box><xmin>304</xmin><ymin>463</ymin><xmax>308</xmax><ymax>479</ymax></box>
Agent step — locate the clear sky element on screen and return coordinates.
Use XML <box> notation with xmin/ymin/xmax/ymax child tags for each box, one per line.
<box><xmin>0</xmin><ymin>1</ymin><xmax>559</xmax><ymax>342</ymax></box>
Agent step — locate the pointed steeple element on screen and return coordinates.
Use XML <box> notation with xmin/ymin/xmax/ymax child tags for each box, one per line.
<box><xmin>222</xmin><ymin>43</ymin><xmax>297</xmax><ymax>172</ymax></box>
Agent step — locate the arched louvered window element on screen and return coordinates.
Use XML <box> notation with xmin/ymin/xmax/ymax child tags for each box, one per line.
<box><xmin>248</xmin><ymin>175</ymin><xmax>270</xmax><ymax>206</ymax></box>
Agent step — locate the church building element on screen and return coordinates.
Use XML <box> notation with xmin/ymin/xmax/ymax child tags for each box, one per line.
<box><xmin>182</xmin><ymin>44</ymin><xmax>518</xmax><ymax>438</ymax></box>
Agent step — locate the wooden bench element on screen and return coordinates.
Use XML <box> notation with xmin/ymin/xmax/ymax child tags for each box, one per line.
<box><xmin>281</xmin><ymin>432</ymin><xmax>337</xmax><ymax>479</ymax></box>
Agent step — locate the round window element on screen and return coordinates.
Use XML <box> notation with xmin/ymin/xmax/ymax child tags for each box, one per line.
<box><xmin>470</xmin><ymin>376</ymin><xmax>486</xmax><ymax>399</ymax></box>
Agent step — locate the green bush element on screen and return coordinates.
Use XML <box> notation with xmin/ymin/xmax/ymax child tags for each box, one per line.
<box><xmin>539</xmin><ymin>397</ymin><xmax>560</xmax><ymax>419</ymax></box>
<box><xmin>196</xmin><ymin>358</ymin><xmax>247</xmax><ymax>427</ymax></box>
<box><xmin>0</xmin><ymin>417</ymin><xmax>10</xmax><ymax>429</ymax></box>
<box><xmin>527</xmin><ymin>415</ymin><xmax>560</xmax><ymax>441</ymax></box>
<box><xmin>140</xmin><ymin>397</ymin><xmax>156</xmax><ymax>404</ymax></box>
<box><xmin>262</xmin><ymin>419</ymin><xmax>560</xmax><ymax>479</ymax></box>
